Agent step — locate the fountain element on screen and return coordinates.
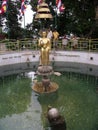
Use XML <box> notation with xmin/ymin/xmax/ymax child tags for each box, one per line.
<box><xmin>0</xmin><ymin>1</ymin><xmax>97</xmax><ymax>130</ymax></box>
<box><xmin>32</xmin><ymin>1</ymin><xmax>66</xmax><ymax>128</ymax></box>
<box><xmin>32</xmin><ymin>1</ymin><xmax>59</xmax><ymax>94</ymax></box>
<box><xmin>32</xmin><ymin>30</ymin><xmax>59</xmax><ymax>93</ymax></box>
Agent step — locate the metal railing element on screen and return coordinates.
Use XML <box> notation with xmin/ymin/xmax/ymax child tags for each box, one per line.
<box><xmin>0</xmin><ymin>38</ymin><xmax>98</xmax><ymax>53</ymax></box>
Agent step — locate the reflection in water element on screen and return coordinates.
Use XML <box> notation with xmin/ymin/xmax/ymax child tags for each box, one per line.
<box><xmin>38</xmin><ymin>73</ymin><xmax>98</xmax><ymax>130</ymax></box>
<box><xmin>0</xmin><ymin>75</ymin><xmax>43</xmax><ymax>130</ymax></box>
<box><xmin>0</xmin><ymin>66</ymin><xmax>98</xmax><ymax>130</ymax></box>
<box><xmin>0</xmin><ymin>75</ymin><xmax>31</xmax><ymax>118</ymax></box>
<box><xmin>38</xmin><ymin>92</ymin><xmax>58</xmax><ymax>105</ymax></box>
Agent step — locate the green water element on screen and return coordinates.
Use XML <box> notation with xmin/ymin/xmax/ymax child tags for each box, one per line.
<box><xmin>0</xmin><ymin>73</ymin><xmax>98</xmax><ymax>130</ymax></box>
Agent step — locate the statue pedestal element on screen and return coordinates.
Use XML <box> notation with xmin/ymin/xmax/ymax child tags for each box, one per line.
<box><xmin>37</xmin><ymin>65</ymin><xmax>54</xmax><ymax>76</ymax></box>
<box><xmin>32</xmin><ymin>28</ymin><xmax>59</xmax><ymax>93</ymax></box>
<box><xmin>32</xmin><ymin>65</ymin><xmax>59</xmax><ymax>94</ymax></box>
<box><xmin>32</xmin><ymin>82</ymin><xmax>59</xmax><ymax>94</ymax></box>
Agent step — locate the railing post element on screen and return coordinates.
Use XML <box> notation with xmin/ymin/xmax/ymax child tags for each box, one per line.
<box><xmin>89</xmin><ymin>39</ymin><xmax>91</xmax><ymax>52</ymax></box>
<box><xmin>17</xmin><ymin>40</ymin><xmax>20</xmax><ymax>51</ymax></box>
<box><xmin>79</xmin><ymin>41</ymin><xmax>82</xmax><ymax>51</ymax></box>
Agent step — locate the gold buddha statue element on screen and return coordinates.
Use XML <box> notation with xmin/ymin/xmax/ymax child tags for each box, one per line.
<box><xmin>38</xmin><ymin>31</ymin><xmax>51</xmax><ymax>65</ymax></box>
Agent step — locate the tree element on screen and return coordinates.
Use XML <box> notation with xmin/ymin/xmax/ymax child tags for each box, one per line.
<box><xmin>21</xmin><ymin>0</ymin><xmax>98</xmax><ymax>38</ymax></box>
<box><xmin>6</xmin><ymin>0</ymin><xmax>22</xmax><ymax>39</ymax></box>
<box><xmin>58</xmin><ymin>0</ymin><xmax>96</xmax><ymax>37</ymax></box>
<box><xmin>0</xmin><ymin>0</ymin><xmax>6</xmax><ymax>33</ymax></box>
<box><xmin>32</xmin><ymin>0</ymin><xmax>97</xmax><ymax>38</ymax></box>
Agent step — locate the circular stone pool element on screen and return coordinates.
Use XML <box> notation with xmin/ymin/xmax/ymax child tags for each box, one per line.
<box><xmin>0</xmin><ymin>63</ymin><xmax>98</xmax><ymax>130</ymax></box>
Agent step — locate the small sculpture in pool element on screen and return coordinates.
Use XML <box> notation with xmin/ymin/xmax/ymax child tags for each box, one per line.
<box><xmin>47</xmin><ymin>106</ymin><xmax>67</xmax><ymax>130</ymax></box>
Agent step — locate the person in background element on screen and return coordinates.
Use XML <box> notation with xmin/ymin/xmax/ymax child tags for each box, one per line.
<box><xmin>47</xmin><ymin>28</ymin><xmax>53</xmax><ymax>40</ymax></box>
<box><xmin>62</xmin><ymin>35</ymin><xmax>68</xmax><ymax>50</ymax></box>
<box><xmin>70</xmin><ymin>35</ymin><xmax>78</xmax><ymax>49</ymax></box>
<box><xmin>52</xmin><ymin>29</ymin><xmax>59</xmax><ymax>49</ymax></box>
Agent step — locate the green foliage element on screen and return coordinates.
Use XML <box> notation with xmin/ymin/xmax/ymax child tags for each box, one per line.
<box><xmin>31</xmin><ymin>0</ymin><xmax>97</xmax><ymax>37</ymax></box>
<box><xmin>58</xmin><ymin>0</ymin><xmax>96</xmax><ymax>37</ymax></box>
<box><xmin>0</xmin><ymin>0</ymin><xmax>97</xmax><ymax>38</ymax></box>
<box><xmin>30</xmin><ymin>0</ymin><xmax>38</xmax><ymax>12</ymax></box>
<box><xmin>6</xmin><ymin>0</ymin><xmax>22</xmax><ymax>39</ymax></box>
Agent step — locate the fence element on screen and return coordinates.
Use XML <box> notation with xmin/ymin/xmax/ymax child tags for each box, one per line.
<box><xmin>0</xmin><ymin>38</ymin><xmax>98</xmax><ymax>53</ymax></box>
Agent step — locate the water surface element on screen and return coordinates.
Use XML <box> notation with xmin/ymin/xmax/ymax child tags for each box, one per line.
<box><xmin>0</xmin><ymin>66</ymin><xmax>98</xmax><ymax>130</ymax></box>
